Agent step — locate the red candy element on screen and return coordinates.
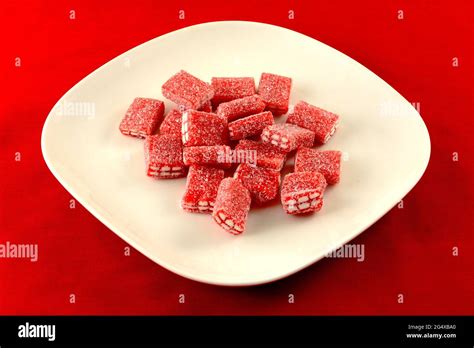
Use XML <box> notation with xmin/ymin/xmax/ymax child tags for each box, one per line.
<box><xmin>144</xmin><ymin>134</ymin><xmax>186</xmax><ymax>179</ymax></box>
<box><xmin>216</xmin><ymin>95</ymin><xmax>266</xmax><ymax>121</ymax></box>
<box><xmin>295</xmin><ymin>148</ymin><xmax>342</xmax><ymax>185</ymax></box>
<box><xmin>281</xmin><ymin>171</ymin><xmax>327</xmax><ymax>214</ymax></box>
<box><xmin>181</xmin><ymin>165</ymin><xmax>225</xmax><ymax>213</ymax></box>
<box><xmin>119</xmin><ymin>97</ymin><xmax>164</xmax><ymax>138</ymax></box>
<box><xmin>181</xmin><ymin>110</ymin><xmax>228</xmax><ymax>147</ymax></box>
<box><xmin>257</xmin><ymin>73</ymin><xmax>292</xmax><ymax>115</ymax></box>
<box><xmin>211</xmin><ymin>77</ymin><xmax>256</xmax><ymax>106</ymax></box>
<box><xmin>261</xmin><ymin>124</ymin><xmax>314</xmax><ymax>153</ymax></box>
<box><xmin>183</xmin><ymin>145</ymin><xmax>232</xmax><ymax>169</ymax></box>
<box><xmin>161</xmin><ymin>70</ymin><xmax>214</xmax><ymax>111</ymax></box>
<box><xmin>212</xmin><ymin>178</ymin><xmax>251</xmax><ymax>235</ymax></box>
<box><xmin>199</xmin><ymin>100</ymin><xmax>213</xmax><ymax>113</ymax></box>
<box><xmin>124</xmin><ymin>70</ymin><xmax>345</xmax><ymax>236</ymax></box>
<box><xmin>235</xmin><ymin>140</ymin><xmax>286</xmax><ymax>171</ymax></box>
<box><xmin>228</xmin><ymin>111</ymin><xmax>274</xmax><ymax>140</ymax></box>
<box><xmin>159</xmin><ymin>109</ymin><xmax>182</xmax><ymax>137</ymax></box>
<box><xmin>286</xmin><ymin>101</ymin><xmax>339</xmax><ymax>144</ymax></box>
<box><xmin>234</xmin><ymin>163</ymin><xmax>280</xmax><ymax>205</ymax></box>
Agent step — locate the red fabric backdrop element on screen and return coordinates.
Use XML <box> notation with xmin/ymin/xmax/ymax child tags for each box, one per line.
<box><xmin>0</xmin><ymin>0</ymin><xmax>472</xmax><ymax>315</ymax></box>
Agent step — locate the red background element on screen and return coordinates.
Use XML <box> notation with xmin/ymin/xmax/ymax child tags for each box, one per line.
<box><xmin>0</xmin><ymin>0</ymin><xmax>472</xmax><ymax>315</ymax></box>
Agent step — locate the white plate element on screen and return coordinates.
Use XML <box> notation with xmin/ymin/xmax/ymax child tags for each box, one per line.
<box><xmin>41</xmin><ymin>21</ymin><xmax>430</xmax><ymax>286</ymax></box>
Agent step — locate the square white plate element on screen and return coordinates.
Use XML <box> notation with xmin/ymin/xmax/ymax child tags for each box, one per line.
<box><xmin>41</xmin><ymin>21</ymin><xmax>430</xmax><ymax>286</ymax></box>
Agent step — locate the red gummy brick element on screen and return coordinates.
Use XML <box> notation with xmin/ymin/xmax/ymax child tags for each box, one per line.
<box><xmin>119</xmin><ymin>97</ymin><xmax>164</xmax><ymax>138</ymax></box>
<box><xmin>228</xmin><ymin>111</ymin><xmax>274</xmax><ymax>140</ymax></box>
<box><xmin>234</xmin><ymin>163</ymin><xmax>280</xmax><ymax>205</ymax></box>
<box><xmin>211</xmin><ymin>77</ymin><xmax>256</xmax><ymax>105</ymax></box>
<box><xmin>161</xmin><ymin>70</ymin><xmax>214</xmax><ymax>111</ymax></box>
<box><xmin>235</xmin><ymin>140</ymin><xmax>286</xmax><ymax>171</ymax></box>
<box><xmin>144</xmin><ymin>134</ymin><xmax>186</xmax><ymax>179</ymax></box>
<box><xmin>216</xmin><ymin>95</ymin><xmax>266</xmax><ymax>121</ymax></box>
<box><xmin>159</xmin><ymin>109</ymin><xmax>182</xmax><ymax>137</ymax></box>
<box><xmin>181</xmin><ymin>165</ymin><xmax>225</xmax><ymax>213</ymax></box>
<box><xmin>257</xmin><ymin>73</ymin><xmax>292</xmax><ymax>115</ymax></box>
<box><xmin>286</xmin><ymin>101</ymin><xmax>340</xmax><ymax>144</ymax></box>
<box><xmin>183</xmin><ymin>145</ymin><xmax>232</xmax><ymax>169</ymax></box>
<box><xmin>181</xmin><ymin>110</ymin><xmax>228</xmax><ymax>147</ymax></box>
<box><xmin>295</xmin><ymin>148</ymin><xmax>342</xmax><ymax>185</ymax></box>
<box><xmin>199</xmin><ymin>100</ymin><xmax>213</xmax><ymax>113</ymax></box>
<box><xmin>281</xmin><ymin>171</ymin><xmax>327</xmax><ymax>214</ymax></box>
<box><xmin>261</xmin><ymin>124</ymin><xmax>314</xmax><ymax>153</ymax></box>
<box><xmin>212</xmin><ymin>178</ymin><xmax>251</xmax><ymax>235</ymax></box>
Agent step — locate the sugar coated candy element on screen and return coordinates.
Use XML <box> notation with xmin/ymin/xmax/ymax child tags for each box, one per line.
<box><xmin>183</xmin><ymin>145</ymin><xmax>232</xmax><ymax>169</ymax></box>
<box><xmin>234</xmin><ymin>163</ymin><xmax>280</xmax><ymax>205</ymax></box>
<box><xmin>261</xmin><ymin>123</ymin><xmax>314</xmax><ymax>153</ymax></box>
<box><xmin>181</xmin><ymin>165</ymin><xmax>225</xmax><ymax>213</ymax></box>
<box><xmin>162</xmin><ymin>70</ymin><xmax>214</xmax><ymax>111</ymax></box>
<box><xmin>144</xmin><ymin>134</ymin><xmax>186</xmax><ymax>179</ymax></box>
<box><xmin>228</xmin><ymin>111</ymin><xmax>274</xmax><ymax>140</ymax></box>
<box><xmin>216</xmin><ymin>95</ymin><xmax>266</xmax><ymax>121</ymax></box>
<box><xmin>234</xmin><ymin>139</ymin><xmax>286</xmax><ymax>171</ymax></box>
<box><xmin>286</xmin><ymin>101</ymin><xmax>339</xmax><ymax>144</ymax></box>
<box><xmin>119</xmin><ymin>97</ymin><xmax>164</xmax><ymax>138</ymax></box>
<box><xmin>199</xmin><ymin>100</ymin><xmax>213</xmax><ymax>113</ymax></box>
<box><xmin>295</xmin><ymin>148</ymin><xmax>342</xmax><ymax>185</ymax></box>
<box><xmin>257</xmin><ymin>73</ymin><xmax>292</xmax><ymax>115</ymax></box>
<box><xmin>181</xmin><ymin>110</ymin><xmax>228</xmax><ymax>147</ymax></box>
<box><xmin>212</xmin><ymin>178</ymin><xmax>251</xmax><ymax>235</ymax></box>
<box><xmin>211</xmin><ymin>77</ymin><xmax>256</xmax><ymax>105</ymax></box>
<box><xmin>280</xmin><ymin>171</ymin><xmax>327</xmax><ymax>215</ymax></box>
<box><xmin>125</xmin><ymin>70</ymin><xmax>344</xmax><ymax>235</ymax></box>
<box><xmin>159</xmin><ymin>109</ymin><xmax>182</xmax><ymax>137</ymax></box>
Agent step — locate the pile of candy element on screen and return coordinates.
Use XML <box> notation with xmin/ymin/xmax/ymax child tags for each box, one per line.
<box><xmin>119</xmin><ymin>70</ymin><xmax>341</xmax><ymax>235</ymax></box>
